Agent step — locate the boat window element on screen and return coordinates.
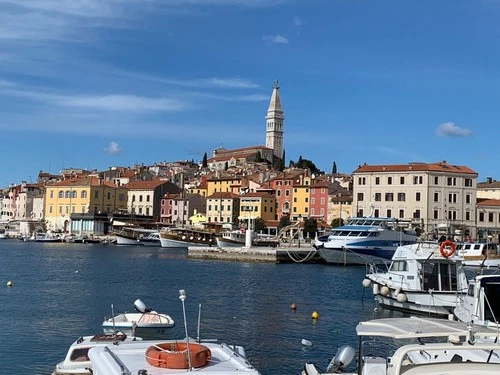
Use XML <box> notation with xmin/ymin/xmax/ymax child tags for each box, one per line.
<box><xmin>473</xmin><ymin>245</ymin><xmax>481</xmax><ymax>250</ymax></box>
<box><xmin>439</xmin><ymin>263</ymin><xmax>457</xmax><ymax>291</ymax></box>
<box><xmin>464</xmin><ymin>244</ymin><xmax>472</xmax><ymax>250</ymax></box>
<box><xmin>389</xmin><ymin>261</ymin><xmax>408</xmax><ymax>272</ymax></box>
<box><xmin>484</xmin><ymin>282</ymin><xmax>500</xmax><ymax>322</ymax></box>
<box><xmin>70</xmin><ymin>348</ymin><xmax>90</xmax><ymax>362</ymax></box>
<box><xmin>467</xmin><ymin>284</ymin><xmax>475</xmax><ymax>297</ymax></box>
<box><xmin>423</xmin><ymin>263</ymin><xmax>440</xmax><ymax>290</ymax></box>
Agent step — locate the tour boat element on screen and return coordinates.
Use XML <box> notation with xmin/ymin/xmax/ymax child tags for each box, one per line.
<box><xmin>455</xmin><ymin>241</ymin><xmax>500</xmax><ymax>267</ymax></box>
<box><xmin>314</xmin><ymin>216</ymin><xmax>418</xmax><ymax>265</ymax></box>
<box><xmin>51</xmin><ymin>332</ymin><xmax>142</xmax><ymax>375</ymax></box>
<box><xmin>302</xmin><ymin>316</ymin><xmax>500</xmax><ymax>375</ymax></box>
<box><xmin>363</xmin><ymin>241</ymin><xmax>469</xmax><ymax>316</ymax></box>
<box><xmin>159</xmin><ymin>227</ymin><xmax>217</xmax><ymax>248</ymax></box>
<box><xmin>102</xmin><ymin>299</ymin><xmax>175</xmax><ymax>339</ymax></box>
<box><xmin>114</xmin><ymin>227</ymin><xmax>160</xmax><ymax>246</ymax></box>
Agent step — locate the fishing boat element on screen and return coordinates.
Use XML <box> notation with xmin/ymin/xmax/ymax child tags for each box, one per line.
<box><xmin>159</xmin><ymin>227</ymin><xmax>217</xmax><ymax>248</ymax></box>
<box><xmin>314</xmin><ymin>216</ymin><xmax>418</xmax><ymax>265</ymax></box>
<box><xmin>455</xmin><ymin>274</ymin><xmax>500</xmax><ymax>327</ymax></box>
<box><xmin>51</xmin><ymin>332</ymin><xmax>141</xmax><ymax>375</ymax></box>
<box><xmin>363</xmin><ymin>240</ymin><xmax>469</xmax><ymax>316</ymax></box>
<box><xmin>102</xmin><ymin>299</ymin><xmax>175</xmax><ymax>339</ymax></box>
<box><xmin>302</xmin><ymin>316</ymin><xmax>500</xmax><ymax>375</ymax></box>
<box><xmin>455</xmin><ymin>241</ymin><xmax>500</xmax><ymax>267</ymax></box>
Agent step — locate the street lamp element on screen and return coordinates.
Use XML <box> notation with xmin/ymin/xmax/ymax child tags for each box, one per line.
<box><xmin>179</xmin><ymin>289</ymin><xmax>192</xmax><ymax>370</ymax></box>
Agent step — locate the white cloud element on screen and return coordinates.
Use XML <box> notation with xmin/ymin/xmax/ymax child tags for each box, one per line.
<box><xmin>198</xmin><ymin>77</ymin><xmax>259</xmax><ymax>89</ymax></box>
<box><xmin>263</xmin><ymin>34</ymin><xmax>289</xmax><ymax>44</ymax></box>
<box><xmin>435</xmin><ymin>122</ymin><xmax>472</xmax><ymax>137</ymax></box>
<box><xmin>104</xmin><ymin>141</ymin><xmax>122</xmax><ymax>155</ymax></box>
<box><xmin>293</xmin><ymin>16</ymin><xmax>302</xmax><ymax>27</ymax></box>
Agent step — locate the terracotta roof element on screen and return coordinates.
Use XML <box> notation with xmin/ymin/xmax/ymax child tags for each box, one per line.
<box><xmin>207</xmin><ymin>192</ymin><xmax>239</xmax><ymax>199</ymax></box>
<box><xmin>240</xmin><ymin>192</ymin><xmax>275</xmax><ymax>199</ymax></box>
<box><xmin>477</xmin><ymin>199</ymin><xmax>500</xmax><ymax>207</ymax></box>
<box><xmin>123</xmin><ymin>180</ymin><xmax>171</xmax><ymax>189</ymax></box>
<box><xmin>47</xmin><ymin>177</ymin><xmax>117</xmax><ymax>188</ymax></box>
<box><xmin>353</xmin><ymin>161</ymin><xmax>477</xmax><ymax>175</ymax></box>
<box><xmin>478</xmin><ymin>181</ymin><xmax>500</xmax><ymax>189</ymax></box>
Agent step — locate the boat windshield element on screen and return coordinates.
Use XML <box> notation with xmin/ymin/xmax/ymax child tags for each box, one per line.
<box><xmin>70</xmin><ymin>348</ymin><xmax>90</xmax><ymax>362</ymax></box>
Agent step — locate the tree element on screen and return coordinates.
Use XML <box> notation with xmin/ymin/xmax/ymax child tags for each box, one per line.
<box><xmin>202</xmin><ymin>152</ymin><xmax>208</xmax><ymax>168</ymax></box>
<box><xmin>277</xmin><ymin>214</ymin><xmax>291</xmax><ymax>232</ymax></box>
<box><xmin>282</xmin><ymin>149</ymin><xmax>286</xmax><ymax>166</ymax></box>
<box><xmin>254</xmin><ymin>217</ymin><xmax>267</xmax><ymax>232</ymax></box>
<box><xmin>293</xmin><ymin>156</ymin><xmax>323</xmax><ymax>175</ymax></box>
<box><xmin>303</xmin><ymin>217</ymin><xmax>317</xmax><ymax>239</ymax></box>
<box><xmin>330</xmin><ymin>218</ymin><xmax>344</xmax><ymax>228</ymax></box>
<box><xmin>273</xmin><ymin>158</ymin><xmax>284</xmax><ymax>171</ymax></box>
<box><xmin>332</xmin><ymin>161</ymin><xmax>337</xmax><ymax>174</ymax></box>
<box><xmin>253</xmin><ymin>151</ymin><xmax>263</xmax><ymax>162</ymax></box>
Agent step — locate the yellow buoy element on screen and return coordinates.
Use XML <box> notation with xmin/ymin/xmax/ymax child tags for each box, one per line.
<box><xmin>311</xmin><ymin>311</ymin><xmax>319</xmax><ymax>319</ymax></box>
<box><xmin>290</xmin><ymin>303</ymin><xmax>297</xmax><ymax>310</ymax></box>
<box><xmin>6</xmin><ymin>281</ymin><xmax>12</xmax><ymax>287</ymax></box>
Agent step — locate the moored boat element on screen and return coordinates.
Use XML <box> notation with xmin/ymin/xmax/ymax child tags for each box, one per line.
<box><xmin>159</xmin><ymin>227</ymin><xmax>217</xmax><ymax>248</ymax></box>
<box><xmin>455</xmin><ymin>241</ymin><xmax>500</xmax><ymax>267</ymax></box>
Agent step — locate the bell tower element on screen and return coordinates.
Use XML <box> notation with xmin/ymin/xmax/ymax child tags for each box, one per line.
<box><xmin>265</xmin><ymin>80</ymin><xmax>284</xmax><ymax>159</ymax></box>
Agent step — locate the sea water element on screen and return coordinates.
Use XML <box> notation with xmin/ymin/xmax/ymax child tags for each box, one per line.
<box><xmin>0</xmin><ymin>240</ymin><xmax>405</xmax><ymax>374</ymax></box>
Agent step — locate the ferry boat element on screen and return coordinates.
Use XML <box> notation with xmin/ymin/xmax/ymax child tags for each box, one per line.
<box><xmin>363</xmin><ymin>241</ymin><xmax>469</xmax><ymax>316</ymax></box>
<box><xmin>314</xmin><ymin>217</ymin><xmax>418</xmax><ymax>265</ymax></box>
<box><xmin>455</xmin><ymin>241</ymin><xmax>500</xmax><ymax>267</ymax></box>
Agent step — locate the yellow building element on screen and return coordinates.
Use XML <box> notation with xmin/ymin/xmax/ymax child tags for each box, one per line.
<box><xmin>188</xmin><ymin>181</ymin><xmax>208</xmax><ymax>197</ymax></box>
<box><xmin>206</xmin><ymin>192</ymin><xmax>240</xmax><ymax>225</ymax></box>
<box><xmin>206</xmin><ymin>176</ymin><xmax>243</xmax><ymax>196</ymax></box>
<box><xmin>291</xmin><ymin>175</ymin><xmax>311</xmax><ymax>220</ymax></box>
<box><xmin>239</xmin><ymin>192</ymin><xmax>276</xmax><ymax>222</ymax></box>
<box><xmin>44</xmin><ymin>177</ymin><xmax>128</xmax><ymax>232</ymax></box>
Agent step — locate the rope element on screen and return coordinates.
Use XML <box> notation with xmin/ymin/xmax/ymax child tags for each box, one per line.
<box><xmin>285</xmin><ymin>248</ymin><xmax>317</xmax><ymax>263</ymax></box>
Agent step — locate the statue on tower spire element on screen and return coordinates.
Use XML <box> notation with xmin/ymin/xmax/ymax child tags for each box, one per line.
<box><xmin>273</xmin><ymin>79</ymin><xmax>279</xmax><ymax>89</ymax></box>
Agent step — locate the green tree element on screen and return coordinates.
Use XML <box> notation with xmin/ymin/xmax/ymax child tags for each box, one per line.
<box><xmin>282</xmin><ymin>149</ymin><xmax>286</xmax><ymax>166</ymax></box>
<box><xmin>277</xmin><ymin>214</ymin><xmax>291</xmax><ymax>232</ymax></box>
<box><xmin>294</xmin><ymin>156</ymin><xmax>323</xmax><ymax>175</ymax></box>
<box><xmin>254</xmin><ymin>151</ymin><xmax>263</xmax><ymax>162</ymax></box>
<box><xmin>202</xmin><ymin>152</ymin><xmax>208</xmax><ymax>168</ymax></box>
<box><xmin>303</xmin><ymin>217</ymin><xmax>317</xmax><ymax>238</ymax></box>
<box><xmin>273</xmin><ymin>158</ymin><xmax>284</xmax><ymax>171</ymax></box>
<box><xmin>332</xmin><ymin>161</ymin><xmax>337</xmax><ymax>174</ymax></box>
<box><xmin>254</xmin><ymin>217</ymin><xmax>267</xmax><ymax>232</ymax></box>
<box><xmin>330</xmin><ymin>218</ymin><xmax>344</xmax><ymax>228</ymax></box>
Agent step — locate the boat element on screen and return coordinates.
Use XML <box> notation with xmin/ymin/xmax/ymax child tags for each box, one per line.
<box><xmin>65</xmin><ymin>234</ymin><xmax>101</xmax><ymax>244</ymax></box>
<box><xmin>455</xmin><ymin>241</ymin><xmax>500</xmax><ymax>268</ymax></box>
<box><xmin>91</xmin><ymin>289</ymin><xmax>261</xmax><ymax>375</ymax></box>
<box><xmin>113</xmin><ymin>227</ymin><xmax>159</xmax><ymax>246</ymax></box>
<box><xmin>33</xmin><ymin>231</ymin><xmax>62</xmax><ymax>242</ymax></box>
<box><xmin>102</xmin><ymin>299</ymin><xmax>175</xmax><ymax>339</ymax></box>
<box><xmin>363</xmin><ymin>241</ymin><xmax>469</xmax><ymax>316</ymax></box>
<box><xmin>455</xmin><ymin>274</ymin><xmax>500</xmax><ymax>327</ymax></box>
<box><xmin>159</xmin><ymin>227</ymin><xmax>218</xmax><ymax>248</ymax></box>
<box><xmin>302</xmin><ymin>316</ymin><xmax>500</xmax><ymax>375</ymax></box>
<box><xmin>51</xmin><ymin>332</ymin><xmax>142</xmax><ymax>375</ymax></box>
<box><xmin>314</xmin><ymin>216</ymin><xmax>418</xmax><ymax>265</ymax></box>
<box><xmin>0</xmin><ymin>229</ymin><xmax>6</xmax><ymax>239</ymax></box>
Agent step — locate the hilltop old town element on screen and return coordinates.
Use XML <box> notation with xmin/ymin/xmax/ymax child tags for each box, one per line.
<box><xmin>1</xmin><ymin>82</ymin><xmax>500</xmax><ymax>241</ymax></box>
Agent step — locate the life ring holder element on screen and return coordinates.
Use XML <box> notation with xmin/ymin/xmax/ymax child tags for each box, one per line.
<box><xmin>439</xmin><ymin>240</ymin><xmax>456</xmax><ymax>258</ymax></box>
<box><xmin>145</xmin><ymin>342</ymin><xmax>211</xmax><ymax>369</ymax></box>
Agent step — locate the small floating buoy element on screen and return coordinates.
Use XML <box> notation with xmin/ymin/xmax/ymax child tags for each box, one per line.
<box><xmin>311</xmin><ymin>311</ymin><xmax>319</xmax><ymax>319</ymax></box>
<box><xmin>301</xmin><ymin>339</ymin><xmax>312</xmax><ymax>347</ymax></box>
<box><xmin>6</xmin><ymin>281</ymin><xmax>12</xmax><ymax>287</ymax></box>
<box><xmin>290</xmin><ymin>303</ymin><xmax>297</xmax><ymax>310</ymax></box>
<box><xmin>75</xmin><ymin>270</ymin><xmax>79</xmax><ymax>273</ymax></box>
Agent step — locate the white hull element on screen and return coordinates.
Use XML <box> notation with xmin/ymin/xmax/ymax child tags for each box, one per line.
<box><xmin>159</xmin><ymin>238</ymin><xmax>210</xmax><ymax>248</ymax></box>
<box><xmin>0</xmin><ymin>233</ymin><xmax>7</xmax><ymax>239</ymax></box>
<box><xmin>115</xmin><ymin>235</ymin><xmax>141</xmax><ymax>246</ymax></box>
<box><xmin>374</xmin><ymin>289</ymin><xmax>459</xmax><ymax>316</ymax></box>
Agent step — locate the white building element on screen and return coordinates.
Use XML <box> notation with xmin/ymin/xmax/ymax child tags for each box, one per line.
<box><xmin>352</xmin><ymin>161</ymin><xmax>478</xmax><ymax>237</ymax></box>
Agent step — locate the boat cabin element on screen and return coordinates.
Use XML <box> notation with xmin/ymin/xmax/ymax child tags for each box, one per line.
<box><xmin>455</xmin><ymin>275</ymin><xmax>500</xmax><ymax>326</ymax></box>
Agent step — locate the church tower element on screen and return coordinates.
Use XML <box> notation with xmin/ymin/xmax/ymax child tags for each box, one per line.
<box><xmin>265</xmin><ymin>80</ymin><xmax>284</xmax><ymax>159</ymax></box>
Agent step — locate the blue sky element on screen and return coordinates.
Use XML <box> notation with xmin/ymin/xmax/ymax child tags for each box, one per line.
<box><xmin>1</xmin><ymin>0</ymin><xmax>499</xmax><ymax>187</ymax></box>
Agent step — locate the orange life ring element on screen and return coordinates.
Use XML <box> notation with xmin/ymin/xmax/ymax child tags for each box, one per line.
<box><xmin>439</xmin><ymin>240</ymin><xmax>456</xmax><ymax>258</ymax></box>
<box><xmin>145</xmin><ymin>342</ymin><xmax>211</xmax><ymax>369</ymax></box>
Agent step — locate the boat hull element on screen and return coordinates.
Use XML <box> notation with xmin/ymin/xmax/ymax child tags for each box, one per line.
<box><xmin>115</xmin><ymin>235</ymin><xmax>141</xmax><ymax>246</ymax></box>
<box><xmin>318</xmin><ymin>246</ymin><xmax>398</xmax><ymax>265</ymax></box>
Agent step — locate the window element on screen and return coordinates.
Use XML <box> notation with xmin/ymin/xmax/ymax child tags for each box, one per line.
<box><xmin>139</xmin><ymin>195</ymin><xmax>143</xmax><ymax>202</ymax></box>
<box><xmin>374</xmin><ymin>193</ymin><xmax>381</xmax><ymax>201</ymax></box>
<box><xmin>413</xmin><ymin>176</ymin><xmax>423</xmax><ymax>184</ymax></box>
<box><xmin>293</xmin><ymin>197</ymin><xmax>297</xmax><ymax>203</ymax></box>
<box><xmin>146</xmin><ymin>207</ymin><xmax>150</xmax><ymax>215</ymax></box>
<box><xmin>400</xmin><ymin>176</ymin><xmax>405</xmax><ymax>184</ymax></box>
<box><xmin>466</xmin><ymin>211</ymin><xmax>470</xmax><ymax>221</ymax></box>
<box><xmin>414</xmin><ymin>209</ymin><xmax>421</xmax><ymax>219</ymax></box>
<box><xmin>465</xmin><ymin>178</ymin><xmax>472</xmax><ymax>187</ymax></box>
<box><xmin>375</xmin><ymin>177</ymin><xmax>380</xmax><ymax>185</ymax></box>
<box><xmin>357</xmin><ymin>193</ymin><xmax>364</xmax><ymax>201</ymax></box>
<box><xmin>434</xmin><ymin>176</ymin><xmax>439</xmax><ymax>185</ymax></box>
<box><xmin>399</xmin><ymin>209</ymin><xmax>404</xmax><ymax>218</ymax></box>
<box><xmin>277</xmin><ymin>190</ymin><xmax>281</xmax><ymax>197</ymax></box>
<box><xmin>390</xmin><ymin>261</ymin><xmax>408</xmax><ymax>272</ymax></box>
<box><xmin>65</xmin><ymin>191</ymin><xmax>70</xmax><ymax>198</ymax></box>
<box><xmin>320</xmin><ymin>197</ymin><xmax>325</xmax><ymax>205</ymax></box>
<box><xmin>466</xmin><ymin>194</ymin><xmax>471</xmax><ymax>204</ymax></box>
<box><xmin>49</xmin><ymin>205</ymin><xmax>53</xmax><ymax>214</ymax></box>
<box><xmin>50</xmin><ymin>191</ymin><xmax>54</xmax><ymax>198</ymax></box>
<box><xmin>388</xmin><ymin>177</ymin><xmax>392</xmax><ymax>185</ymax></box>
<box><xmin>489</xmin><ymin>213</ymin><xmax>494</xmax><ymax>222</ymax></box>
<box><xmin>397</xmin><ymin>193</ymin><xmax>406</xmax><ymax>202</ymax></box>
<box><xmin>285</xmin><ymin>190</ymin><xmax>290</xmax><ymax>196</ymax></box>
<box><xmin>107</xmin><ymin>192</ymin><xmax>111</xmax><ymax>199</ymax></box>
<box><xmin>311</xmin><ymin>197</ymin><xmax>315</xmax><ymax>205</ymax></box>
<box><xmin>305</xmin><ymin>197</ymin><xmax>309</xmax><ymax>203</ymax></box>
<box><xmin>58</xmin><ymin>191</ymin><xmax>64</xmax><ymax>198</ymax></box>
<box><xmin>119</xmin><ymin>193</ymin><xmax>125</xmax><ymax>201</ymax></box>
<box><xmin>386</xmin><ymin>209</ymin><xmax>392</xmax><ymax>217</ymax></box>
<box><xmin>434</xmin><ymin>192</ymin><xmax>439</xmax><ymax>202</ymax></box>
<box><xmin>416</xmin><ymin>192</ymin><xmax>421</xmax><ymax>201</ymax></box>
<box><xmin>479</xmin><ymin>212</ymin><xmax>484</xmax><ymax>222</ymax></box>
<box><xmin>374</xmin><ymin>209</ymin><xmax>379</xmax><ymax>217</ymax></box>
<box><xmin>94</xmin><ymin>191</ymin><xmax>98</xmax><ymax>199</ymax></box>
<box><xmin>72</xmin><ymin>191</ymin><xmax>77</xmax><ymax>198</ymax></box>
<box><xmin>434</xmin><ymin>210</ymin><xmax>438</xmax><ymax>219</ymax></box>
<box><xmin>447</xmin><ymin>177</ymin><xmax>456</xmax><ymax>186</ymax></box>
<box><xmin>448</xmin><ymin>193</ymin><xmax>457</xmax><ymax>203</ymax></box>
<box><xmin>385</xmin><ymin>193</ymin><xmax>394</xmax><ymax>201</ymax></box>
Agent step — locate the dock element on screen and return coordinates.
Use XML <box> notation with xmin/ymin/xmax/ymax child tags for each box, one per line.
<box><xmin>187</xmin><ymin>245</ymin><xmax>324</xmax><ymax>264</ymax></box>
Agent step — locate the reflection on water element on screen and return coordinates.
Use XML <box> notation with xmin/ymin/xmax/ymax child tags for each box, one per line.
<box><xmin>0</xmin><ymin>240</ymin><xmax>408</xmax><ymax>374</ymax></box>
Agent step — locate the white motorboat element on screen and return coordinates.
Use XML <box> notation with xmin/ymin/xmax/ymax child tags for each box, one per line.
<box><xmin>138</xmin><ymin>231</ymin><xmax>161</xmax><ymax>247</ymax></box>
<box><xmin>102</xmin><ymin>299</ymin><xmax>175</xmax><ymax>339</ymax></box>
<box><xmin>114</xmin><ymin>228</ymin><xmax>159</xmax><ymax>246</ymax></box>
<box><xmin>0</xmin><ymin>230</ymin><xmax>7</xmax><ymax>239</ymax></box>
<box><xmin>33</xmin><ymin>231</ymin><xmax>62</xmax><ymax>242</ymax></box>
<box><xmin>159</xmin><ymin>227</ymin><xmax>217</xmax><ymax>248</ymax></box>
<box><xmin>363</xmin><ymin>241</ymin><xmax>469</xmax><ymax>316</ymax></box>
<box><xmin>51</xmin><ymin>332</ymin><xmax>142</xmax><ymax>375</ymax></box>
<box><xmin>302</xmin><ymin>316</ymin><xmax>500</xmax><ymax>375</ymax></box>
<box><xmin>455</xmin><ymin>241</ymin><xmax>500</xmax><ymax>268</ymax></box>
<box><xmin>455</xmin><ymin>274</ymin><xmax>500</xmax><ymax>327</ymax></box>
<box><xmin>314</xmin><ymin>217</ymin><xmax>418</xmax><ymax>265</ymax></box>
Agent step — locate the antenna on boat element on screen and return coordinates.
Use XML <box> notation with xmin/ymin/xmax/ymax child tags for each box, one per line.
<box><xmin>197</xmin><ymin>303</ymin><xmax>202</xmax><ymax>343</ymax></box>
<box><xmin>179</xmin><ymin>289</ymin><xmax>192</xmax><ymax>370</ymax></box>
<box><xmin>111</xmin><ymin>304</ymin><xmax>116</xmax><ymax>335</ymax></box>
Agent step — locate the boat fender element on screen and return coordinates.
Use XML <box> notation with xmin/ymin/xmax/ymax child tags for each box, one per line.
<box><xmin>362</xmin><ymin>279</ymin><xmax>371</xmax><ymax>288</ymax></box>
<box><xmin>182</xmin><ymin>236</ymin><xmax>186</xmax><ymax>240</ymax></box>
<box><xmin>394</xmin><ymin>287</ymin><xmax>402</xmax><ymax>296</ymax></box>
<box><xmin>372</xmin><ymin>283</ymin><xmax>379</xmax><ymax>295</ymax></box>
<box><xmin>380</xmin><ymin>286</ymin><xmax>390</xmax><ymax>296</ymax></box>
<box><xmin>397</xmin><ymin>293</ymin><xmax>407</xmax><ymax>303</ymax></box>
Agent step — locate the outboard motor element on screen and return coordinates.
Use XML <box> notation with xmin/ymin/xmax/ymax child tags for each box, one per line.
<box><xmin>134</xmin><ymin>299</ymin><xmax>152</xmax><ymax>313</ymax></box>
<box><xmin>326</xmin><ymin>345</ymin><xmax>356</xmax><ymax>373</ymax></box>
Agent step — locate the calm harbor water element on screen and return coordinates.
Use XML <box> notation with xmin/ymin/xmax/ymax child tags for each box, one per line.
<box><xmin>0</xmin><ymin>240</ymin><xmax>405</xmax><ymax>374</ymax></box>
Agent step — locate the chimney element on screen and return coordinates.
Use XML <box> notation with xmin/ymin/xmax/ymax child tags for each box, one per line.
<box><xmin>487</xmin><ymin>177</ymin><xmax>493</xmax><ymax>184</ymax></box>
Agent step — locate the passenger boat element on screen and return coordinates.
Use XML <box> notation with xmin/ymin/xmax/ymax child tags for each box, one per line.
<box><xmin>455</xmin><ymin>274</ymin><xmax>500</xmax><ymax>327</ymax></box>
<box><xmin>102</xmin><ymin>299</ymin><xmax>175</xmax><ymax>339</ymax></box>
<box><xmin>33</xmin><ymin>231</ymin><xmax>62</xmax><ymax>242</ymax></box>
<box><xmin>51</xmin><ymin>332</ymin><xmax>141</xmax><ymax>375</ymax></box>
<box><xmin>314</xmin><ymin>217</ymin><xmax>418</xmax><ymax>265</ymax></box>
<box><xmin>114</xmin><ymin>227</ymin><xmax>159</xmax><ymax>246</ymax></box>
<box><xmin>302</xmin><ymin>316</ymin><xmax>500</xmax><ymax>375</ymax></box>
<box><xmin>455</xmin><ymin>241</ymin><xmax>500</xmax><ymax>267</ymax></box>
<box><xmin>159</xmin><ymin>227</ymin><xmax>217</xmax><ymax>248</ymax></box>
<box><xmin>363</xmin><ymin>241</ymin><xmax>469</xmax><ymax>316</ymax></box>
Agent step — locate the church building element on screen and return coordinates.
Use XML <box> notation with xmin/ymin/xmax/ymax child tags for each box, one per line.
<box><xmin>207</xmin><ymin>81</ymin><xmax>284</xmax><ymax>170</ymax></box>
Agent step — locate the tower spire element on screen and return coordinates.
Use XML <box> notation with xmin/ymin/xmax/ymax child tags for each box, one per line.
<box><xmin>266</xmin><ymin>80</ymin><xmax>284</xmax><ymax>160</ymax></box>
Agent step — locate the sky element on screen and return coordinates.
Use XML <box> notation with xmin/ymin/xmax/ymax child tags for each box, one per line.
<box><xmin>1</xmin><ymin>0</ymin><xmax>500</xmax><ymax>188</ymax></box>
